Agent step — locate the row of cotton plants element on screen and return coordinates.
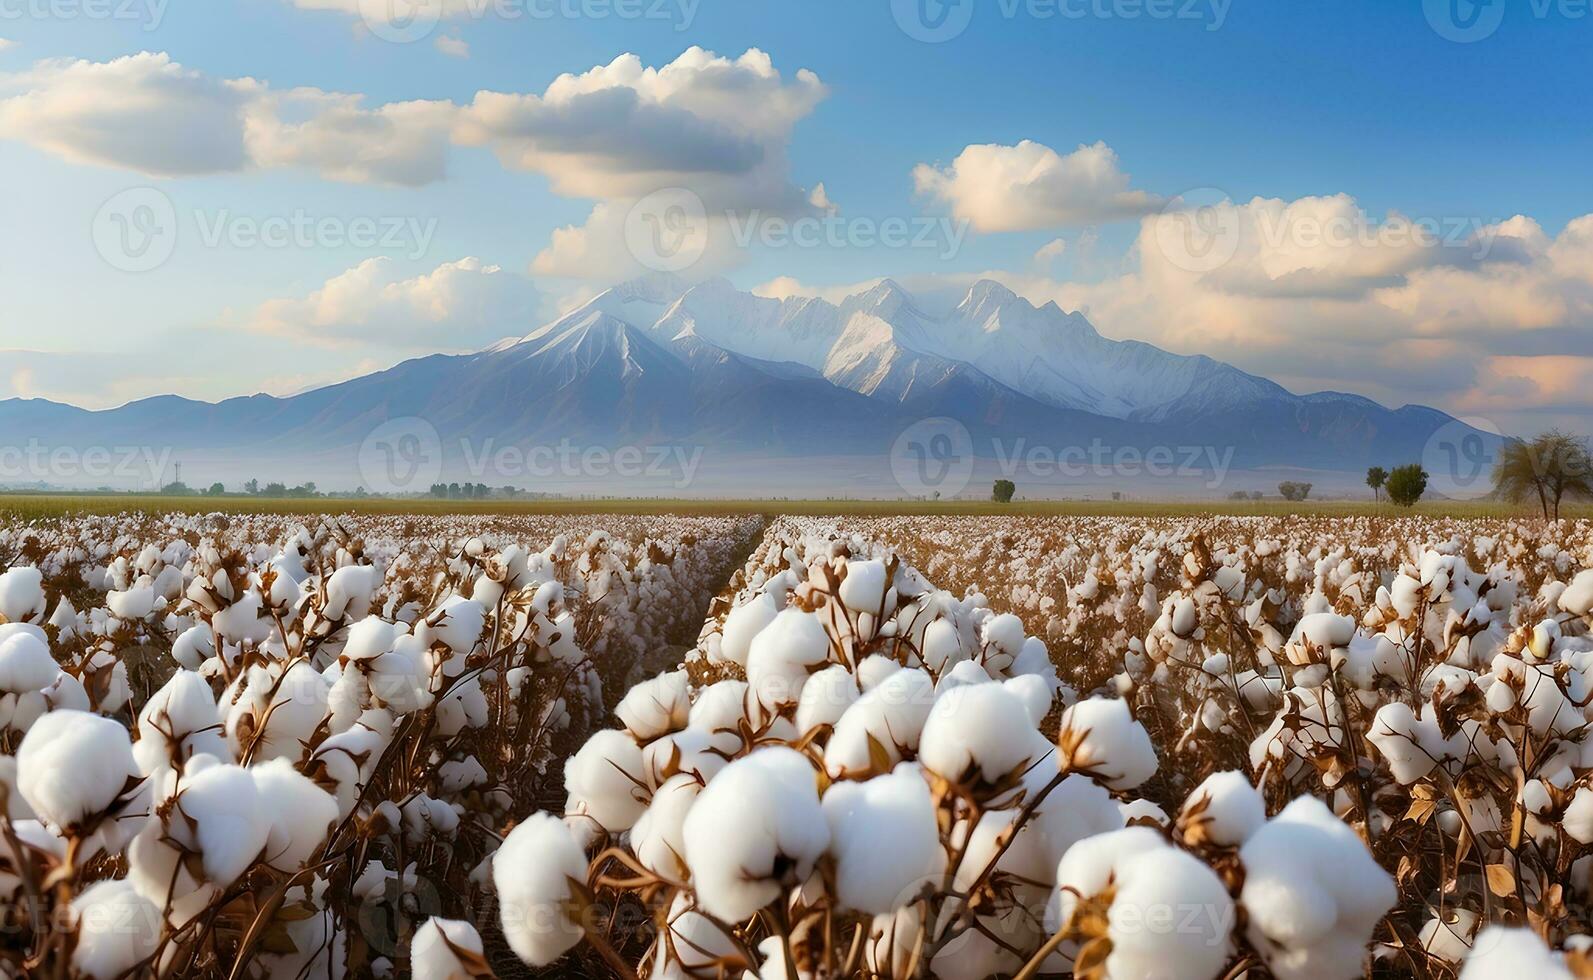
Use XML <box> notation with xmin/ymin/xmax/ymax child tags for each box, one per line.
<box><xmin>460</xmin><ymin>519</ymin><xmax>1537</xmax><ymax>980</ymax></box>
<box><xmin>760</xmin><ymin>515</ymin><xmax>1593</xmax><ymax>977</ymax></box>
<box><xmin>0</xmin><ymin>511</ymin><xmax>761</xmax><ymax>978</ymax></box>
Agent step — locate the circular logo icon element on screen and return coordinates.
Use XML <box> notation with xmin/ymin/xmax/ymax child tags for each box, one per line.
<box><xmin>92</xmin><ymin>187</ymin><xmax>177</xmax><ymax>273</ymax></box>
<box><xmin>624</xmin><ymin>188</ymin><xmax>709</xmax><ymax>274</ymax></box>
<box><xmin>1152</xmin><ymin>188</ymin><xmax>1241</xmax><ymax>275</ymax></box>
<box><xmin>358</xmin><ymin>417</ymin><xmax>443</xmax><ymax>495</ymax></box>
<box><xmin>358</xmin><ymin>0</ymin><xmax>443</xmax><ymax>44</ymax></box>
<box><xmin>891</xmin><ymin>418</ymin><xmax>975</xmax><ymax>499</ymax></box>
<box><xmin>891</xmin><ymin>0</ymin><xmax>974</xmax><ymax>43</ymax></box>
<box><xmin>1423</xmin><ymin>0</ymin><xmax>1505</xmax><ymax>43</ymax></box>
<box><xmin>1421</xmin><ymin>416</ymin><xmax>1505</xmax><ymax>499</ymax></box>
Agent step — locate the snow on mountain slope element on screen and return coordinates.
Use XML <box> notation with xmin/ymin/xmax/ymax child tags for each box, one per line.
<box><xmin>523</xmin><ymin>275</ymin><xmax>1288</xmax><ymax>422</ymax></box>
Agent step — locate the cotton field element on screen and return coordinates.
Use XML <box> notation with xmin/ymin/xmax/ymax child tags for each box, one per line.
<box><xmin>2</xmin><ymin>512</ymin><xmax>1592</xmax><ymax>978</ymax></box>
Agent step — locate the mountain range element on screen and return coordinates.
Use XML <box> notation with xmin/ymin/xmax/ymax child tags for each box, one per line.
<box><xmin>0</xmin><ymin>275</ymin><xmax>1480</xmax><ymax>496</ymax></box>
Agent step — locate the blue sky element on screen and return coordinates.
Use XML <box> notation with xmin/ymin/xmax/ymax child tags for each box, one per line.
<box><xmin>2</xmin><ymin>0</ymin><xmax>1590</xmax><ymax>435</ymax></box>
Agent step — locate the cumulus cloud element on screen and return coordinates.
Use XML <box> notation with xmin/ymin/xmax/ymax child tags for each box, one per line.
<box><xmin>913</xmin><ymin>140</ymin><xmax>1162</xmax><ymax>232</ymax></box>
<box><xmin>0</xmin><ymin>38</ymin><xmax>17</xmax><ymax>52</ymax></box>
<box><xmin>0</xmin><ymin>52</ymin><xmax>453</xmax><ymax>184</ymax></box>
<box><xmin>243</xmin><ymin>257</ymin><xmax>541</xmax><ymax>350</ymax></box>
<box><xmin>435</xmin><ymin>34</ymin><xmax>470</xmax><ymax>58</ymax></box>
<box><xmin>976</xmin><ymin>197</ymin><xmax>1593</xmax><ymax>428</ymax></box>
<box><xmin>456</xmin><ymin>47</ymin><xmax>825</xmax><ymax>210</ymax></box>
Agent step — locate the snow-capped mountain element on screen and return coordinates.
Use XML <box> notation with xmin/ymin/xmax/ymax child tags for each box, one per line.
<box><xmin>1</xmin><ymin>275</ymin><xmax>1485</xmax><ymax>494</ymax></box>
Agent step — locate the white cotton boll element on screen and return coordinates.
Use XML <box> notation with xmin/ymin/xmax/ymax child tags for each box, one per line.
<box><xmin>1003</xmin><ymin>673</ymin><xmax>1052</xmax><ymax>725</ymax></box>
<box><xmin>70</xmin><ymin>879</ymin><xmax>161</xmax><ymax>979</ymax></box>
<box><xmin>1565</xmin><ymin>786</ymin><xmax>1593</xmax><ymax>844</ymax></box>
<box><xmin>839</xmin><ymin>559</ymin><xmax>889</xmax><ymax>611</ymax></box>
<box><xmin>921</xmin><ymin>617</ymin><xmax>965</xmax><ymax>673</ymax></box>
<box><xmin>1240</xmin><ymin>796</ymin><xmax>1395</xmax><ymax>980</ymax></box>
<box><xmin>402</xmin><ymin>794</ymin><xmax>460</xmax><ymax>843</ymax></box>
<box><xmin>323</xmin><ymin>564</ymin><xmax>379</xmax><ymax>621</ymax></box>
<box><xmin>1365</xmin><ymin>702</ymin><xmax>1441</xmax><ymax>785</ymax></box>
<box><xmin>0</xmin><ymin>631</ymin><xmax>59</xmax><ymax>693</ymax></box>
<box><xmin>980</xmin><ymin>613</ymin><xmax>1025</xmax><ymax>672</ymax></box>
<box><xmin>1460</xmin><ymin>928</ymin><xmax>1572</xmax><ymax>978</ymax></box>
<box><xmin>1120</xmin><ymin>799</ymin><xmax>1170</xmax><ymax>827</ymax></box>
<box><xmin>683</xmin><ymin>747</ymin><xmax>829</xmax><ymax>922</ymax></box>
<box><xmin>495</xmin><ymin>812</ymin><xmax>587</xmax><ymax>967</ymax></box>
<box><xmin>107</xmin><ymin>586</ymin><xmax>155</xmax><ymax>621</ymax></box>
<box><xmin>794</xmin><ymin>663</ymin><xmax>859</xmax><ymax>735</ymax></box>
<box><xmin>17</xmin><ymin>710</ymin><xmax>137</xmax><ymax>833</ymax></box>
<box><xmin>0</xmin><ymin>567</ymin><xmax>46</xmax><ymax>623</ymax></box>
<box><xmin>855</xmin><ymin>654</ymin><xmax>902</xmax><ymax>691</ymax></box>
<box><xmin>1047</xmin><ymin>825</ymin><xmax>1163</xmax><ymax>929</ymax></box>
<box><xmin>822</xmin><ymin>763</ymin><xmax>944</xmax><ymax>914</ymax></box>
<box><xmin>251</xmin><ymin>758</ymin><xmax>338</xmax><ymax>871</ymax></box>
<box><xmin>919</xmin><ymin>682</ymin><xmax>1037</xmax><ymax>785</ymax></box>
<box><xmin>343</xmin><ymin>617</ymin><xmax>399</xmax><ymax>661</ymax></box>
<box><xmin>226</xmin><ymin>661</ymin><xmax>332</xmax><ymax>764</ymax></box>
<box><xmin>616</xmin><ymin>670</ymin><xmax>691</xmax><ymax>741</ymax></box>
<box><xmin>1419</xmin><ymin>908</ymin><xmax>1479</xmax><ymax>964</ymax></box>
<box><xmin>1171</xmin><ymin>597</ymin><xmax>1199</xmax><ymax>638</ymax></box>
<box><xmin>563</xmin><ymin>730</ymin><xmax>648</xmax><ymax>833</ymax></box>
<box><xmin>655</xmin><ymin>893</ymin><xmax>745</xmax><ymax>979</ymax></box>
<box><xmin>1180</xmin><ymin>771</ymin><xmax>1265</xmax><ymax>847</ymax></box>
<box><xmin>631</xmin><ymin>773</ymin><xmax>700</xmax><ymax>884</ymax></box>
<box><xmin>720</xmin><ymin>591</ymin><xmax>781</xmax><ymax>667</ymax></box>
<box><xmin>1056</xmin><ymin>698</ymin><xmax>1158</xmax><ymax>790</ymax></box>
<box><xmin>212</xmin><ymin>591</ymin><xmax>271</xmax><ymax>646</ymax></box>
<box><xmin>746</xmin><ymin>608</ymin><xmax>832</xmax><ymax>713</ymax></box>
<box><xmin>1560</xmin><ymin>570</ymin><xmax>1593</xmax><ymax>618</ymax></box>
<box><xmin>934</xmin><ymin>658</ymin><xmax>992</xmax><ymax>698</ymax></box>
<box><xmin>171</xmin><ymin>625</ymin><xmax>214</xmax><ymax>670</ymax></box>
<box><xmin>825</xmin><ymin>668</ymin><xmax>934</xmax><ymax>779</ymax></box>
<box><xmin>134</xmin><ymin>670</ymin><xmax>226</xmax><ymax>777</ymax></box>
<box><xmin>168</xmin><ymin>760</ymin><xmax>270</xmax><ymax>887</ymax></box>
<box><xmin>411</xmin><ymin>918</ymin><xmax>486</xmax><ymax>979</ymax></box>
<box><xmin>418</xmin><ymin>596</ymin><xmax>485</xmax><ymax>657</ymax></box>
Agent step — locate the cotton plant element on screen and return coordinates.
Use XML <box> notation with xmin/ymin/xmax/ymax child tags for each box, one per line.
<box><xmin>0</xmin><ymin>512</ymin><xmax>761</xmax><ymax>977</ymax></box>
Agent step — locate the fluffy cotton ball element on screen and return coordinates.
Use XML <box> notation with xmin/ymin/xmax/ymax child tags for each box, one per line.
<box><xmin>1460</xmin><ymin>927</ymin><xmax>1573</xmax><ymax>978</ymax></box>
<box><xmin>564</xmin><ymin>730</ymin><xmax>648</xmax><ymax>833</ymax></box>
<box><xmin>70</xmin><ymin>879</ymin><xmax>161</xmax><ymax>979</ymax></box>
<box><xmin>1179</xmin><ymin>771</ymin><xmax>1266</xmax><ymax>847</ymax></box>
<box><xmin>1056</xmin><ymin>698</ymin><xmax>1158</xmax><ymax>790</ymax></box>
<box><xmin>18</xmin><ymin>710</ymin><xmax>138</xmax><ymax>833</ymax></box>
<box><xmin>919</xmin><ymin>682</ymin><xmax>1038</xmax><ymax>785</ymax></box>
<box><xmin>822</xmin><ymin>764</ymin><xmax>944</xmax><ymax>914</ymax></box>
<box><xmin>616</xmin><ymin>670</ymin><xmax>691</xmax><ymax>741</ymax></box>
<box><xmin>683</xmin><ymin>747</ymin><xmax>829</xmax><ymax>922</ymax></box>
<box><xmin>1240</xmin><ymin>796</ymin><xmax>1395</xmax><ymax>980</ymax></box>
<box><xmin>495</xmin><ymin>812</ymin><xmax>588</xmax><ymax>967</ymax></box>
<box><xmin>411</xmin><ymin>917</ymin><xmax>488</xmax><ymax>979</ymax></box>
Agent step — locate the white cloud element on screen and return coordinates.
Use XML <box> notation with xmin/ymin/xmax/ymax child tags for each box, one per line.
<box><xmin>0</xmin><ymin>52</ymin><xmax>454</xmax><ymax>184</ymax></box>
<box><xmin>913</xmin><ymin>140</ymin><xmax>1162</xmax><ymax>232</ymax></box>
<box><xmin>1034</xmin><ymin>237</ymin><xmax>1067</xmax><ymax>269</ymax></box>
<box><xmin>0</xmin><ymin>38</ymin><xmax>17</xmax><ymax>52</ymax></box>
<box><xmin>435</xmin><ymin>34</ymin><xmax>470</xmax><ymax>58</ymax></box>
<box><xmin>242</xmin><ymin>257</ymin><xmax>541</xmax><ymax>349</ymax></box>
<box><xmin>456</xmin><ymin>47</ymin><xmax>825</xmax><ymax>210</ymax></box>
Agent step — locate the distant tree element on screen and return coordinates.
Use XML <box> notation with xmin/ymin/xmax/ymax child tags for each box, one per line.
<box><xmin>264</xmin><ymin>482</ymin><xmax>288</xmax><ymax>497</ymax></box>
<box><xmin>304</xmin><ymin>481</ymin><xmax>318</xmax><ymax>496</ymax></box>
<box><xmin>1278</xmin><ymin>481</ymin><xmax>1313</xmax><ymax>502</ymax></box>
<box><xmin>1493</xmin><ymin>430</ymin><xmax>1593</xmax><ymax>521</ymax></box>
<box><xmin>992</xmin><ymin>479</ymin><xmax>1016</xmax><ymax>503</ymax></box>
<box><xmin>1366</xmin><ymin>466</ymin><xmax>1388</xmax><ymax>503</ymax></box>
<box><xmin>430</xmin><ymin>484</ymin><xmax>447</xmax><ymax>498</ymax></box>
<box><xmin>448</xmin><ymin>482</ymin><xmax>461</xmax><ymax>499</ymax></box>
<box><xmin>1249</xmin><ymin>491</ymin><xmax>1264</xmax><ymax>502</ymax></box>
<box><xmin>244</xmin><ymin>478</ymin><xmax>260</xmax><ymax>495</ymax></box>
<box><xmin>207</xmin><ymin>482</ymin><xmax>225</xmax><ymax>496</ymax></box>
<box><xmin>1385</xmin><ymin>464</ymin><xmax>1428</xmax><ymax>508</ymax></box>
<box><xmin>161</xmin><ymin>481</ymin><xmax>192</xmax><ymax>495</ymax></box>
